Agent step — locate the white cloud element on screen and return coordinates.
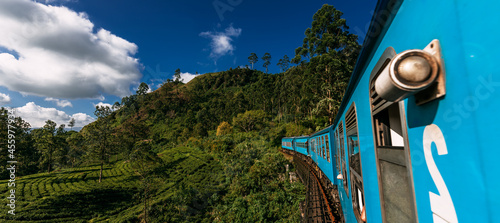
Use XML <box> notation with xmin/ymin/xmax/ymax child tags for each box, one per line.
<box><xmin>44</xmin><ymin>97</ymin><xmax>72</xmax><ymax>107</ymax></box>
<box><xmin>180</xmin><ymin>72</ymin><xmax>201</xmax><ymax>84</ymax></box>
<box><xmin>40</xmin><ymin>0</ymin><xmax>75</xmax><ymax>4</ymax></box>
<box><xmin>70</xmin><ymin>112</ymin><xmax>95</xmax><ymax>127</ymax></box>
<box><xmin>0</xmin><ymin>93</ymin><xmax>11</xmax><ymax>105</ymax></box>
<box><xmin>200</xmin><ymin>24</ymin><xmax>242</xmax><ymax>60</ymax></box>
<box><xmin>15</xmin><ymin>102</ymin><xmax>94</xmax><ymax>128</ymax></box>
<box><xmin>0</xmin><ymin>0</ymin><xmax>141</xmax><ymax>99</ymax></box>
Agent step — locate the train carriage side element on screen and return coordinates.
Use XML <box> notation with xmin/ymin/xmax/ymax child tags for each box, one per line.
<box><xmin>328</xmin><ymin>0</ymin><xmax>500</xmax><ymax>222</ymax></box>
<box><xmin>281</xmin><ymin>137</ymin><xmax>294</xmax><ymax>152</ymax></box>
<box><xmin>294</xmin><ymin>136</ymin><xmax>309</xmax><ymax>156</ymax></box>
<box><xmin>308</xmin><ymin>127</ymin><xmax>337</xmax><ymax>188</ymax></box>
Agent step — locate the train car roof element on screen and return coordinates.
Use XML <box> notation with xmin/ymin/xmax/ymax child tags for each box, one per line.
<box><xmin>331</xmin><ymin>0</ymin><xmax>403</xmax><ymax>128</ymax></box>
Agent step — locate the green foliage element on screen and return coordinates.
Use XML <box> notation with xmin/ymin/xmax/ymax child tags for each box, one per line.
<box><xmin>248</xmin><ymin>52</ymin><xmax>258</xmax><ymax>69</ymax></box>
<box><xmin>32</xmin><ymin>120</ymin><xmax>59</xmax><ymax>173</ymax></box>
<box><xmin>136</xmin><ymin>82</ymin><xmax>150</xmax><ymax>95</ymax></box>
<box><xmin>262</xmin><ymin>52</ymin><xmax>271</xmax><ymax>73</ymax></box>
<box><xmin>291</xmin><ymin>4</ymin><xmax>360</xmax><ymax>123</ymax></box>
<box><xmin>174</xmin><ymin>68</ymin><xmax>183</xmax><ymax>83</ymax></box>
<box><xmin>68</xmin><ymin>118</ymin><xmax>76</xmax><ymax>130</ymax></box>
<box><xmin>277</xmin><ymin>55</ymin><xmax>290</xmax><ymax>72</ymax></box>
<box><xmin>0</xmin><ymin>108</ymin><xmax>38</xmax><ymax>178</ymax></box>
<box><xmin>232</xmin><ymin>110</ymin><xmax>267</xmax><ymax>132</ymax></box>
<box><xmin>84</xmin><ymin>105</ymin><xmax>117</xmax><ymax>183</ymax></box>
<box><xmin>216</xmin><ymin>121</ymin><xmax>232</xmax><ymax>136</ymax></box>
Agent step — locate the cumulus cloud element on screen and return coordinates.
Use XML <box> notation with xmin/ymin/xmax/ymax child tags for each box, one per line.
<box><xmin>0</xmin><ymin>93</ymin><xmax>11</xmax><ymax>105</ymax></box>
<box><xmin>200</xmin><ymin>25</ymin><xmax>242</xmax><ymax>60</ymax></box>
<box><xmin>15</xmin><ymin>102</ymin><xmax>94</xmax><ymax>128</ymax></box>
<box><xmin>0</xmin><ymin>0</ymin><xmax>141</xmax><ymax>99</ymax></box>
<box><xmin>180</xmin><ymin>72</ymin><xmax>201</xmax><ymax>84</ymax></box>
<box><xmin>44</xmin><ymin>97</ymin><xmax>72</xmax><ymax>107</ymax></box>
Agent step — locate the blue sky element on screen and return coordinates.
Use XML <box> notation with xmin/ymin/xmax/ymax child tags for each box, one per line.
<box><xmin>0</xmin><ymin>0</ymin><xmax>376</xmax><ymax>128</ymax></box>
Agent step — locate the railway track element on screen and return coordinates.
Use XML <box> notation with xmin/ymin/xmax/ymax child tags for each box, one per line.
<box><xmin>293</xmin><ymin>154</ymin><xmax>339</xmax><ymax>223</ymax></box>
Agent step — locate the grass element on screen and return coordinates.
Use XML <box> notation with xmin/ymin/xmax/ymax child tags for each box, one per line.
<box><xmin>0</xmin><ymin>146</ymin><xmax>223</xmax><ymax>222</ymax></box>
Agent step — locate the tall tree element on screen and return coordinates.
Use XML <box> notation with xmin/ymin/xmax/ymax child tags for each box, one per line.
<box><xmin>0</xmin><ymin>108</ymin><xmax>38</xmax><ymax>177</ymax></box>
<box><xmin>33</xmin><ymin>120</ymin><xmax>57</xmax><ymax>172</ymax></box>
<box><xmin>248</xmin><ymin>53</ymin><xmax>258</xmax><ymax>69</ymax></box>
<box><xmin>293</xmin><ymin>4</ymin><xmax>360</xmax><ymax>123</ymax></box>
<box><xmin>68</xmin><ymin>118</ymin><xmax>75</xmax><ymax>130</ymax></box>
<box><xmin>277</xmin><ymin>55</ymin><xmax>290</xmax><ymax>72</ymax></box>
<box><xmin>174</xmin><ymin>68</ymin><xmax>183</xmax><ymax>83</ymax></box>
<box><xmin>66</xmin><ymin>131</ymin><xmax>85</xmax><ymax>168</ymax></box>
<box><xmin>262</xmin><ymin>53</ymin><xmax>271</xmax><ymax>73</ymax></box>
<box><xmin>130</xmin><ymin>141</ymin><xmax>163</xmax><ymax>223</ymax></box>
<box><xmin>137</xmin><ymin>82</ymin><xmax>150</xmax><ymax>96</ymax></box>
<box><xmin>86</xmin><ymin>105</ymin><xmax>116</xmax><ymax>183</ymax></box>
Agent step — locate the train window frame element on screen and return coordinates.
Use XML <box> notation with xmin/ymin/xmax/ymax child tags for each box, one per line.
<box><xmin>326</xmin><ymin>135</ymin><xmax>330</xmax><ymax>162</ymax></box>
<box><xmin>317</xmin><ymin>137</ymin><xmax>320</xmax><ymax>157</ymax></box>
<box><xmin>369</xmin><ymin>46</ymin><xmax>418</xmax><ymax>222</ymax></box>
<box><xmin>320</xmin><ymin>136</ymin><xmax>323</xmax><ymax>158</ymax></box>
<box><xmin>321</xmin><ymin>135</ymin><xmax>326</xmax><ymax>160</ymax></box>
<box><xmin>339</xmin><ymin>120</ymin><xmax>349</xmax><ymax>197</ymax></box>
<box><xmin>346</xmin><ymin>102</ymin><xmax>365</xmax><ymax>220</ymax></box>
<box><xmin>335</xmin><ymin>128</ymin><xmax>340</xmax><ymax>173</ymax></box>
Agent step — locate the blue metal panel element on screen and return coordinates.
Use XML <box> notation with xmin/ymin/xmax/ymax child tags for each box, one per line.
<box><xmin>314</xmin><ymin>133</ymin><xmax>336</xmax><ymax>185</ymax></box>
<box><xmin>281</xmin><ymin>137</ymin><xmax>294</xmax><ymax>151</ymax></box>
<box><xmin>294</xmin><ymin>137</ymin><xmax>309</xmax><ymax>156</ymax></box>
<box><xmin>363</xmin><ymin>0</ymin><xmax>500</xmax><ymax>222</ymax></box>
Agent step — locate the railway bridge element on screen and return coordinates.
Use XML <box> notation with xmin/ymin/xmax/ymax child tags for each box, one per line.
<box><xmin>282</xmin><ymin>149</ymin><xmax>342</xmax><ymax>223</ymax></box>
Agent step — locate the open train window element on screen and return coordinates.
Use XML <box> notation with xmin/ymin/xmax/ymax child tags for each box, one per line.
<box><xmin>335</xmin><ymin>128</ymin><xmax>340</xmax><ymax>174</ymax></box>
<box><xmin>339</xmin><ymin>121</ymin><xmax>349</xmax><ymax>197</ymax></box>
<box><xmin>369</xmin><ymin>47</ymin><xmax>417</xmax><ymax>222</ymax></box>
<box><xmin>346</xmin><ymin>103</ymin><xmax>365</xmax><ymax>220</ymax></box>
<box><xmin>311</xmin><ymin>138</ymin><xmax>315</xmax><ymax>153</ymax></box>
<box><xmin>326</xmin><ymin>135</ymin><xmax>330</xmax><ymax>162</ymax></box>
<box><xmin>315</xmin><ymin>138</ymin><xmax>318</xmax><ymax>153</ymax></box>
<box><xmin>322</xmin><ymin>136</ymin><xmax>326</xmax><ymax>159</ymax></box>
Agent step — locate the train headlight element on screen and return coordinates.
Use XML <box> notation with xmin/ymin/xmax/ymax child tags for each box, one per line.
<box><xmin>375</xmin><ymin>49</ymin><xmax>439</xmax><ymax>102</ymax></box>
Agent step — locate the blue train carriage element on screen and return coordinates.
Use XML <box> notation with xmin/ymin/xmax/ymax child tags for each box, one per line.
<box><xmin>330</xmin><ymin>102</ymin><xmax>365</xmax><ymax>223</ymax></box>
<box><xmin>308</xmin><ymin>126</ymin><xmax>336</xmax><ymax>185</ymax></box>
<box><xmin>281</xmin><ymin>137</ymin><xmax>294</xmax><ymax>152</ymax></box>
<box><xmin>293</xmin><ymin>136</ymin><xmax>309</xmax><ymax>156</ymax></box>
<box><xmin>330</xmin><ymin>0</ymin><xmax>500</xmax><ymax>222</ymax></box>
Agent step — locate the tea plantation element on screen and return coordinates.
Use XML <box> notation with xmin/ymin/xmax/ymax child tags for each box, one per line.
<box><xmin>0</xmin><ymin>146</ymin><xmax>224</xmax><ymax>222</ymax></box>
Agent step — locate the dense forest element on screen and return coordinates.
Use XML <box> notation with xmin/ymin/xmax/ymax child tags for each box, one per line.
<box><xmin>0</xmin><ymin>4</ymin><xmax>360</xmax><ymax>222</ymax></box>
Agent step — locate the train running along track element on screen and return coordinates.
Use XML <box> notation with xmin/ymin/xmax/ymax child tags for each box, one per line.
<box><xmin>294</xmin><ymin>156</ymin><xmax>337</xmax><ymax>223</ymax></box>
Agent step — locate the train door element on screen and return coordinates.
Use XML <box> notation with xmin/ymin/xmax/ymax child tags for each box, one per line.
<box><xmin>369</xmin><ymin>47</ymin><xmax>418</xmax><ymax>223</ymax></box>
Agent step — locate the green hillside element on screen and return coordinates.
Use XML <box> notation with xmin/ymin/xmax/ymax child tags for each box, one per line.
<box><xmin>0</xmin><ymin>146</ymin><xmax>224</xmax><ymax>222</ymax></box>
<box><xmin>0</xmin><ymin>4</ymin><xmax>360</xmax><ymax>222</ymax></box>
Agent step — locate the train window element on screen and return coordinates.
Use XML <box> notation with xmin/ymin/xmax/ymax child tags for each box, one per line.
<box><xmin>335</xmin><ymin>128</ymin><xmax>340</xmax><ymax>173</ymax></box>
<box><xmin>339</xmin><ymin>121</ymin><xmax>349</xmax><ymax>197</ymax></box>
<box><xmin>317</xmin><ymin>137</ymin><xmax>320</xmax><ymax>156</ymax></box>
<box><xmin>369</xmin><ymin>47</ymin><xmax>417</xmax><ymax>223</ymax></box>
<box><xmin>319</xmin><ymin>136</ymin><xmax>323</xmax><ymax>158</ymax></box>
<box><xmin>346</xmin><ymin>103</ymin><xmax>365</xmax><ymax>220</ymax></box>
<box><xmin>326</xmin><ymin>135</ymin><xmax>330</xmax><ymax>162</ymax></box>
<box><xmin>317</xmin><ymin>137</ymin><xmax>319</xmax><ymax>154</ymax></box>
<box><xmin>322</xmin><ymin>136</ymin><xmax>325</xmax><ymax>159</ymax></box>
